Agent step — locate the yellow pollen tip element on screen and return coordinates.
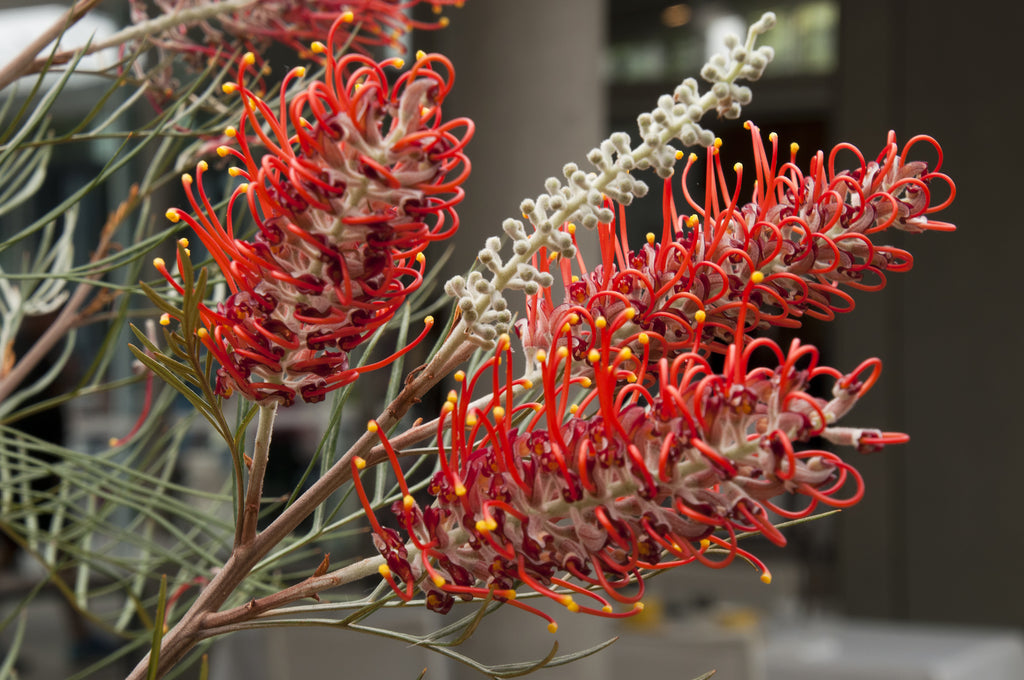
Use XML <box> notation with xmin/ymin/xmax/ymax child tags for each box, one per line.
<box><xmin>181</xmin><ymin>173</ymin><xmax>192</xmax><ymax>184</ymax></box>
<box><xmin>602</xmin><ymin>605</ymin><xmax>613</xmax><ymax>613</ymax></box>
<box><xmin>224</xmin><ymin>126</ymin><xmax>237</xmax><ymax>137</ymax></box>
<box><xmin>238</xmin><ymin>183</ymin><xmax>249</xmax><ymax>193</ymax></box>
<box><xmin>152</xmin><ymin>257</ymin><xmax>166</xmax><ymax>269</ymax></box>
<box><xmin>689</xmin><ymin>152</ymin><xmax>698</xmax><ymax>163</ymax></box>
<box><xmin>618</xmin><ymin>347</ymin><xmax>633</xmax><ymax>361</ymax></box>
<box><xmin>416</xmin><ymin>251</ymin><xmax>426</xmax><ymax>263</ymax></box>
<box><xmin>646</xmin><ymin>232</ymin><xmax>655</xmax><ymax>244</ymax></box>
<box><xmin>569</xmin><ymin>404</ymin><xmax>579</xmax><ymax>414</ymax></box>
<box><xmin>432</xmin><ymin>574</ymin><xmax>446</xmax><ymax>587</ymax></box>
<box><xmin>624</xmin><ymin>307</ymin><xmax>636</xmax><ymax>320</ymax></box>
<box><xmin>367</xmin><ymin>421</ymin><xmax>379</xmax><ymax>433</ymax></box>
<box><xmin>634</xmin><ymin>602</ymin><xmax>645</xmax><ymax>612</ymax></box>
<box><xmin>432</xmin><ymin>4</ymin><xmax>443</xmax><ymax>13</ymax></box>
<box><xmin>378</xmin><ymin>564</ymin><xmax>391</xmax><ymax>577</ymax></box>
<box><xmin>557</xmin><ymin>346</ymin><xmax>569</xmax><ymax>359</ymax></box>
<box><xmin>700</xmin><ymin>539</ymin><xmax>711</xmax><ymax>550</ymax></box>
<box><xmin>547</xmin><ymin>622</ymin><xmax>558</xmax><ymax>633</ymax></box>
<box><xmin>675</xmin><ymin>149</ymin><xmax>684</xmax><ymax>160</ymax></box>
<box><xmin>242</xmin><ymin>52</ymin><xmax>256</xmax><ymax>66</ymax></box>
<box><xmin>416</xmin><ymin>50</ymin><xmax>426</xmax><ymax>60</ymax></box>
<box><xmin>293</xmin><ymin>66</ymin><xmax>306</xmax><ymax>78</ymax></box>
<box><xmin>454</xmin><ymin>370</ymin><xmax>466</xmax><ymax>382</ymax></box>
<box><xmin>222</xmin><ymin>83</ymin><xmax>237</xmax><ymax>94</ymax></box>
<box><xmin>567</xmin><ymin>223</ymin><xmax>576</xmax><ymax>235</ymax></box>
<box><xmin>750</xmin><ymin>270</ymin><xmax>765</xmax><ymax>284</ymax></box>
<box><xmin>216</xmin><ymin>146</ymin><xmax>230</xmax><ymax>157</ymax></box>
<box><xmin>571</xmin><ymin>275</ymin><xmax>580</xmax><ymax>283</ymax></box>
<box><xmin>568</xmin><ymin>313</ymin><xmax>580</xmax><ymax>324</ymax></box>
<box><xmin>424</xmin><ymin>315</ymin><xmax>434</xmax><ymax>325</ymax></box>
<box><xmin>588</xmin><ymin>349</ymin><xmax>601</xmax><ymax>364</ymax></box>
<box><xmin>595</xmin><ymin>316</ymin><xmax>607</xmax><ymax>329</ymax></box>
<box><xmin>446</xmin><ymin>390</ymin><xmax>458</xmax><ymax>403</ymax></box>
<box><xmin>108</xmin><ymin>437</ymin><xmax>119</xmax><ymax>447</ymax></box>
<box><xmin>761</xmin><ymin>572</ymin><xmax>772</xmax><ymax>584</ymax></box>
<box><xmin>465</xmin><ymin>414</ymin><xmax>477</xmax><ymax>426</ymax></box>
<box><xmin>694</xmin><ymin>309</ymin><xmax>707</xmax><ymax>323</ymax></box>
<box><xmin>354</xmin><ymin>456</ymin><xmax>367</xmax><ymax>470</ymax></box>
<box><xmin>441</xmin><ymin>402</ymin><xmax>454</xmax><ymax>414</ymax></box>
<box><xmin>522</xmin><ymin>379</ymin><xmax>533</xmax><ymax>389</ymax></box>
<box><xmin>768</xmin><ymin>131</ymin><xmax>778</xmax><ymax>142</ymax></box>
<box><xmin>455</xmin><ymin>484</ymin><xmax>467</xmax><ymax>497</ymax></box>
<box><xmin>228</xmin><ymin>167</ymin><xmax>243</xmax><ymax>177</ymax></box>
<box><xmin>341</xmin><ymin>11</ymin><xmax>354</xmax><ymax>22</ymax></box>
<box><xmin>492</xmin><ymin>406</ymin><xmax>506</xmax><ymax>420</ymax></box>
<box><xmin>744</xmin><ymin>121</ymin><xmax>752</xmax><ymax>130</ymax></box>
<box><xmin>310</xmin><ymin>41</ymin><xmax>326</xmax><ymax>53</ymax></box>
<box><xmin>713</xmin><ymin>137</ymin><xmax>723</xmax><ymax>149</ymax></box>
<box><xmin>734</xmin><ymin>162</ymin><xmax>743</xmax><ymax>173</ymax></box>
<box><xmin>159</xmin><ymin>313</ymin><xmax>171</xmax><ymax>326</ymax></box>
<box><xmin>164</xmin><ymin>210</ymin><xmax>180</xmax><ymax>223</ymax></box>
<box><xmin>393</xmin><ymin>58</ymin><xmax>405</xmax><ymax>69</ymax></box>
<box><xmin>549</xmin><ymin>251</ymin><xmax>560</xmax><ymax>262</ymax></box>
<box><xmin>439</xmin><ymin>17</ymin><xmax>450</xmax><ymax>26</ymax></box>
<box><xmin>178</xmin><ymin>238</ymin><xmax>189</xmax><ymax>248</ymax></box>
<box><xmin>475</xmin><ymin>519</ymin><xmax>489</xmax><ymax>533</ymax></box>
<box><xmin>626</xmin><ymin>374</ymin><xmax>637</xmax><ymax>383</ymax></box>
<box><xmin>196</xmin><ymin>328</ymin><xmax>209</xmax><ymax>339</ymax></box>
<box><xmin>197</xmin><ymin>160</ymin><xmax>208</xmax><ymax>172</ymax></box>
<box><xmin>535</xmin><ymin>349</ymin><xmax>547</xmax><ymax>363</ymax></box>
<box><xmin>790</xmin><ymin>142</ymin><xmax>799</xmax><ymax>155</ymax></box>
<box><xmin>403</xmin><ymin>494</ymin><xmax>415</xmax><ymax>510</ymax></box>
<box><xmin>580</xmin><ymin>377</ymin><xmax>592</xmax><ymax>388</ymax></box>
<box><xmin>638</xmin><ymin>332</ymin><xmax>650</xmax><ymax>345</ymax></box>
<box><xmin>561</xmin><ymin>322</ymin><xmax>572</xmax><ymax>333</ymax></box>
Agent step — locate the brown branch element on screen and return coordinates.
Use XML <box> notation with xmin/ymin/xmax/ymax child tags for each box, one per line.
<box><xmin>0</xmin><ymin>185</ymin><xmax>139</xmax><ymax>405</ymax></box>
<box><xmin>0</xmin><ymin>0</ymin><xmax>105</xmax><ymax>94</ymax></box>
<box><xmin>125</xmin><ymin>335</ymin><xmax>476</xmax><ymax>679</ymax></box>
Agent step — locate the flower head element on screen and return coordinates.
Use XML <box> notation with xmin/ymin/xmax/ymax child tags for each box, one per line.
<box><xmin>519</xmin><ymin>123</ymin><xmax>956</xmax><ymax>362</ymax></box>
<box><xmin>158</xmin><ymin>27</ymin><xmax>472</xmax><ymax>405</ymax></box>
<box><xmin>355</xmin><ymin>314</ymin><xmax>902</xmax><ymax>627</ymax></box>
<box><xmin>130</xmin><ymin>1</ymin><xmax>467</xmax><ymax>102</ymax></box>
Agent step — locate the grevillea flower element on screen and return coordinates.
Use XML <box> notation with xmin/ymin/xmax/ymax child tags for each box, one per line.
<box><xmin>519</xmin><ymin>122</ymin><xmax>956</xmax><ymax>362</ymax></box>
<box><xmin>130</xmin><ymin>1</ymin><xmax>467</xmax><ymax>101</ymax></box>
<box><xmin>354</xmin><ymin>298</ymin><xmax>903</xmax><ymax>628</ymax></box>
<box><xmin>157</xmin><ymin>25</ymin><xmax>473</xmax><ymax>405</ymax></box>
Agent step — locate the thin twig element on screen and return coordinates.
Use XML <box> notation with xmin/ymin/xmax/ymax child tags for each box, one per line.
<box><xmin>0</xmin><ymin>185</ymin><xmax>139</xmax><ymax>405</ymax></box>
<box><xmin>0</xmin><ymin>0</ymin><xmax>105</xmax><ymax>93</ymax></box>
<box><xmin>238</xmin><ymin>403</ymin><xmax>277</xmax><ymax>546</ymax></box>
<box><xmin>24</xmin><ymin>0</ymin><xmax>260</xmax><ymax>76</ymax></box>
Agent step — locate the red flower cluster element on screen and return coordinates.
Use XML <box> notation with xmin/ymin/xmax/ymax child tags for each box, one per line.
<box><xmin>356</xmin><ymin>306</ymin><xmax>905</xmax><ymax>627</ymax></box>
<box><xmin>130</xmin><ymin>1</ymin><xmax>467</xmax><ymax>99</ymax></box>
<box><xmin>158</xmin><ymin>26</ymin><xmax>473</xmax><ymax>405</ymax></box>
<box><xmin>520</xmin><ymin>123</ymin><xmax>956</xmax><ymax>362</ymax></box>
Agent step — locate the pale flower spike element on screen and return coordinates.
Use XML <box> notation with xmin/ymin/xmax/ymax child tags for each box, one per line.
<box><xmin>446</xmin><ymin>12</ymin><xmax>777</xmax><ymax>346</ymax></box>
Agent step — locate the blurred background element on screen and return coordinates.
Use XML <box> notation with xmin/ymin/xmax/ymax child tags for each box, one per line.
<box><xmin>1</xmin><ymin>0</ymin><xmax>1022</xmax><ymax>678</ymax></box>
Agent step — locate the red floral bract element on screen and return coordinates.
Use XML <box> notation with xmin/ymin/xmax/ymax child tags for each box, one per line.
<box><xmin>159</xmin><ymin>25</ymin><xmax>473</xmax><ymax>405</ymax></box>
<box><xmin>130</xmin><ymin>1</ymin><xmax>468</xmax><ymax>101</ymax></box>
<box><xmin>520</xmin><ymin>123</ymin><xmax>956</xmax><ymax>363</ymax></box>
<box><xmin>356</xmin><ymin>317</ymin><xmax>905</xmax><ymax>626</ymax></box>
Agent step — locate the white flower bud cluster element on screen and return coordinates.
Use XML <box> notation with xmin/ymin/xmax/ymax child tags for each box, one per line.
<box><xmin>445</xmin><ymin>12</ymin><xmax>777</xmax><ymax>347</ymax></box>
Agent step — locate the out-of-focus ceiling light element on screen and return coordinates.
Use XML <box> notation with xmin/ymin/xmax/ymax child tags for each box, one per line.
<box><xmin>660</xmin><ymin>3</ymin><xmax>692</xmax><ymax>28</ymax></box>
